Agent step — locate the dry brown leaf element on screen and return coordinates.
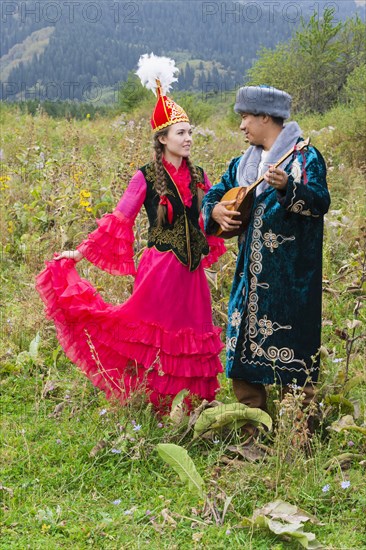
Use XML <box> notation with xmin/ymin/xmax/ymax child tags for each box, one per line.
<box><xmin>335</xmin><ymin>328</ymin><xmax>348</xmax><ymax>340</ymax></box>
<box><xmin>346</xmin><ymin>319</ymin><xmax>362</xmax><ymax>330</ymax></box>
<box><xmin>161</xmin><ymin>508</ymin><xmax>177</xmax><ymax>527</ymax></box>
<box><xmin>0</xmin><ymin>484</ymin><xmax>14</xmax><ymax>497</ymax></box>
<box><xmin>48</xmin><ymin>402</ymin><xmax>65</xmax><ymax>418</ymax></box>
<box><xmin>226</xmin><ymin>443</ymin><xmax>267</xmax><ymax>462</ymax></box>
<box><xmin>169</xmin><ymin>402</ymin><xmax>185</xmax><ymax>426</ymax></box>
<box><xmin>150</xmin><ymin>520</ymin><xmax>164</xmax><ymax>533</ymax></box>
<box><xmin>89</xmin><ymin>439</ymin><xmax>108</xmax><ymax>458</ymax></box>
<box><xmin>42</xmin><ymin>380</ymin><xmax>59</xmax><ymax>398</ymax></box>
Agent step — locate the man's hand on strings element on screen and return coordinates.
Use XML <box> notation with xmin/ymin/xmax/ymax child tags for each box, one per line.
<box><xmin>264</xmin><ymin>165</ymin><xmax>288</xmax><ymax>190</ymax></box>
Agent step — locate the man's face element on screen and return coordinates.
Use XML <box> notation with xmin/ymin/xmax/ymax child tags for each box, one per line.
<box><xmin>239</xmin><ymin>113</ymin><xmax>267</xmax><ymax>146</ymax></box>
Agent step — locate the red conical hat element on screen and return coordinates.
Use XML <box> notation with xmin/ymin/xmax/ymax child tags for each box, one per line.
<box><xmin>151</xmin><ymin>79</ymin><xmax>189</xmax><ymax>131</ymax></box>
<box><xmin>136</xmin><ymin>53</ymin><xmax>189</xmax><ymax>132</ymax></box>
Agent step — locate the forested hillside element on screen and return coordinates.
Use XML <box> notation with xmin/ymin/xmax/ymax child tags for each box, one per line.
<box><xmin>1</xmin><ymin>0</ymin><xmax>364</xmax><ymax>100</ymax></box>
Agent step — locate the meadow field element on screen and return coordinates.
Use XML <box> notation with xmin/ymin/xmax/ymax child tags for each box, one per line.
<box><xmin>0</xmin><ymin>99</ymin><xmax>365</xmax><ymax>549</ymax></box>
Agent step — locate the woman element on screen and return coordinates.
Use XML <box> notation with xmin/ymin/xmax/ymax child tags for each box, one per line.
<box><xmin>36</xmin><ymin>55</ymin><xmax>225</xmax><ymax>412</ymax></box>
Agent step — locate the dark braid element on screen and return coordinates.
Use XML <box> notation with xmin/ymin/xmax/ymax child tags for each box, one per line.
<box><xmin>186</xmin><ymin>156</ymin><xmax>204</xmax><ymax>210</ymax></box>
<box><xmin>153</xmin><ymin>129</ymin><xmax>170</xmax><ymax>226</ymax></box>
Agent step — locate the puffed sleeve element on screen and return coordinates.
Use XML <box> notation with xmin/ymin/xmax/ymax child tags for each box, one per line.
<box><xmin>200</xmin><ymin>172</ymin><xmax>227</xmax><ymax>268</ymax></box>
<box><xmin>77</xmin><ymin>171</ymin><xmax>147</xmax><ymax>276</ymax></box>
<box><xmin>201</xmin><ymin>156</ymin><xmax>241</xmax><ymax>235</ymax></box>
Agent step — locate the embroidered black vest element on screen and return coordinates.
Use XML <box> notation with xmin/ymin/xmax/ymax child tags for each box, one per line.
<box><xmin>139</xmin><ymin>162</ymin><xmax>209</xmax><ymax>271</ymax></box>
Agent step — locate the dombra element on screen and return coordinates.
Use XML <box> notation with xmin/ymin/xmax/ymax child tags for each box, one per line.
<box><xmin>216</xmin><ymin>138</ymin><xmax>310</xmax><ymax>239</ymax></box>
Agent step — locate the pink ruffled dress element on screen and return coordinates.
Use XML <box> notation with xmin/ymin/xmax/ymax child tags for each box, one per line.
<box><xmin>36</xmin><ymin>158</ymin><xmax>226</xmax><ymax>410</ymax></box>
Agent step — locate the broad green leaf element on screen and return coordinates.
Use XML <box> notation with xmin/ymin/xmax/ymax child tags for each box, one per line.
<box><xmin>29</xmin><ymin>332</ymin><xmax>41</xmax><ymax>361</ymax></box>
<box><xmin>243</xmin><ymin>500</ymin><xmax>323</xmax><ymax>549</ymax></box>
<box><xmin>327</xmin><ymin>415</ymin><xmax>366</xmax><ymax>434</ymax></box>
<box><xmin>324</xmin><ymin>452</ymin><xmax>364</xmax><ymax>470</ymax></box>
<box><xmin>193</xmin><ymin>403</ymin><xmax>272</xmax><ymax>438</ymax></box>
<box><xmin>204</xmin><ymin>268</ymin><xmax>218</xmax><ymax>289</ymax></box>
<box><xmin>328</xmin><ymin>415</ymin><xmax>355</xmax><ymax>432</ymax></box>
<box><xmin>324</xmin><ymin>394</ymin><xmax>354</xmax><ymax>414</ymax></box>
<box><xmin>343</xmin><ymin>375</ymin><xmax>366</xmax><ymax>396</ymax></box>
<box><xmin>170</xmin><ymin>389</ymin><xmax>189</xmax><ymax>425</ymax></box>
<box><xmin>340</xmin><ymin>426</ymin><xmax>366</xmax><ymax>435</ymax></box>
<box><xmin>52</xmin><ymin>346</ymin><xmax>61</xmax><ymax>367</ymax></box>
<box><xmin>156</xmin><ymin>443</ymin><xmax>205</xmax><ymax>498</ymax></box>
<box><xmin>253</xmin><ymin>500</ymin><xmax>320</xmax><ymax>524</ymax></box>
<box><xmin>16</xmin><ymin>351</ymin><xmax>31</xmax><ymax>366</ymax></box>
<box><xmin>171</xmin><ymin>389</ymin><xmax>189</xmax><ymax>411</ymax></box>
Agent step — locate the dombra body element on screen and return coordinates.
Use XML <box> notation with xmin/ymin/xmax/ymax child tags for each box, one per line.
<box><xmin>216</xmin><ymin>137</ymin><xmax>310</xmax><ymax>239</ymax></box>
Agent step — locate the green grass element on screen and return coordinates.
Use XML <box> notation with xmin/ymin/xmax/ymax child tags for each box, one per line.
<box><xmin>1</xmin><ymin>101</ymin><xmax>365</xmax><ymax>549</ymax></box>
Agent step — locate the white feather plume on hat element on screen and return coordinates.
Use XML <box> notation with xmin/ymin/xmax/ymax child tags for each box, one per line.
<box><xmin>136</xmin><ymin>53</ymin><xmax>179</xmax><ymax>96</ymax></box>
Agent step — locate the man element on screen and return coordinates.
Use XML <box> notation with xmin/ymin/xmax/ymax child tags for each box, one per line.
<box><xmin>202</xmin><ymin>85</ymin><xmax>330</xmax><ymax>411</ymax></box>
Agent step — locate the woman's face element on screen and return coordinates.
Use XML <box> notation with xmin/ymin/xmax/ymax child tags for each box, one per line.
<box><xmin>159</xmin><ymin>122</ymin><xmax>193</xmax><ymax>160</ymax></box>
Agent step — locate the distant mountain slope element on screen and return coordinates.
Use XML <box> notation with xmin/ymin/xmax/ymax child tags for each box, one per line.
<box><xmin>1</xmin><ymin>0</ymin><xmax>364</xmax><ymax>100</ymax></box>
<box><xmin>0</xmin><ymin>27</ymin><xmax>54</xmax><ymax>82</ymax></box>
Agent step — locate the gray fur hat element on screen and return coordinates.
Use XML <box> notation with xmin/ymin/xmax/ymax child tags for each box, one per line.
<box><xmin>234</xmin><ymin>85</ymin><xmax>292</xmax><ymax>119</ymax></box>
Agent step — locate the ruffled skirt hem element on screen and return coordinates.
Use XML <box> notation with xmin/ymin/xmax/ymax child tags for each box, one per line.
<box><xmin>36</xmin><ymin>258</ymin><xmax>223</xmax><ymax>406</ymax></box>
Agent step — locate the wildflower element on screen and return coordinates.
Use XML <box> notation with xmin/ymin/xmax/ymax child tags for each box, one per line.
<box><xmin>322</xmin><ymin>484</ymin><xmax>330</xmax><ymax>493</ymax></box>
<box><xmin>226</xmin><ymin>529</ymin><xmax>231</xmax><ymax>535</ymax></box>
<box><xmin>133</xmin><ymin>424</ymin><xmax>142</xmax><ymax>432</ymax></box>
<box><xmin>112</xmin><ymin>499</ymin><xmax>121</xmax><ymax>505</ymax></box>
<box><xmin>157</xmin><ymin>422</ymin><xmax>163</xmax><ymax>428</ymax></box>
<box><xmin>131</xmin><ymin>420</ymin><xmax>136</xmax><ymax>426</ymax></box>
<box><xmin>123</xmin><ymin>509</ymin><xmax>133</xmax><ymax>515</ymax></box>
<box><xmin>341</xmin><ymin>480</ymin><xmax>351</xmax><ymax>489</ymax></box>
<box><xmin>86</xmin><ymin>207</ymin><xmax>92</xmax><ymax>212</ymax></box>
<box><xmin>86</xmin><ymin>113</ymin><xmax>91</xmax><ymax>119</ymax></box>
<box><xmin>347</xmin><ymin>441</ymin><xmax>354</xmax><ymax>447</ymax></box>
<box><xmin>111</xmin><ymin>448</ymin><xmax>121</xmax><ymax>454</ymax></box>
<box><xmin>99</xmin><ymin>408</ymin><xmax>107</xmax><ymax>416</ymax></box>
<box><xmin>56</xmin><ymin>439</ymin><xmax>62</xmax><ymax>445</ymax></box>
<box><xmin>332</xmin><ymin>358</ymin><xmax>343</xmax><ymax>363</ymax></box>
<box><xmin>145</xmin><ymin>510</ymin><xmax>152</xmax><ymax>515</ymax></box>
<box><xmin>80</xmin><ymin>190</ymin><xmax>91</xmax><ymax>198</ymax></box>
<box><xmin>212</xmin><ymin>437</ymin><xmax>220</xmax><ymax>444</ymax></box>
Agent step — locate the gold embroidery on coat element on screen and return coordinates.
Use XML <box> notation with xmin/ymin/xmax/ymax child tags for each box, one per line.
<box><xmin>263</xmin><ymin>229</ymin><xmax>295</xmax><ymax>252</ymax></box>
<box><xmin>241</xmin><ymin>203</ymin><xmax>307</xmax><ymax>372</ymax></box>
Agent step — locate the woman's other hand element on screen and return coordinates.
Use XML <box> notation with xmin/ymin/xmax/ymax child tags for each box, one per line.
<box><xmin>54</xmin><ymin>250</ymin><xmax>84</xmax><ymax>262</ymax></box>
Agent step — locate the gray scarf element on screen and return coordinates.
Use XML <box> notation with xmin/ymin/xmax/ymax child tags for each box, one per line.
<box><xmin>236</xmin><ymin>121</ymin><xmax>302</xmax><ymax>196</ymax></box>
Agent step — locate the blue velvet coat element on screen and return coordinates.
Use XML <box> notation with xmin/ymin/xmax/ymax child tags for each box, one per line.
<box><xmin>202</xmin><ymin>141</ymin><xmax>330</xmax><ymax>386</ymax></box>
